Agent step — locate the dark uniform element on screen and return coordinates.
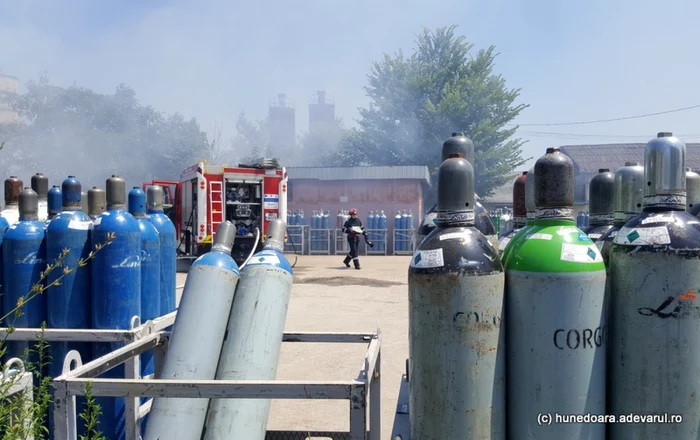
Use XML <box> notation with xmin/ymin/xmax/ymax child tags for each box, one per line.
<box><xmin>342</xmin><ymin>216</ymin><xmax>366</xmax><ymax>269</ymax></box>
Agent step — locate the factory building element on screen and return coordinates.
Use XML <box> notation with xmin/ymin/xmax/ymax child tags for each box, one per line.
<box><xmin>286</xmin><ymin>165</ymin><xmax>430</xmax><ymax>253</ymax></box>
<box><xmin>0</xmin><ymin>73</ymin><xmax>21</xmax><ymax>125</ymax></box>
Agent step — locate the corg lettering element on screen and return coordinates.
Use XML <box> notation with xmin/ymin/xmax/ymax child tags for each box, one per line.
<box><xmin>553</xmin><ymin>326</ymin><xmax>605</xmax><ymax>349</ymax></box>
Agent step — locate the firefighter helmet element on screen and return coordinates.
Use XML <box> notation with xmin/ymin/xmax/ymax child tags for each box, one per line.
<box><xmin>349</xmin><ymin>208</ymin><xmax>358</xmax><ymax>215</ymax></box>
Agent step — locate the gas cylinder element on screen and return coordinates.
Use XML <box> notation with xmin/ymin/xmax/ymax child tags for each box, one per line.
<box><xmin>91</xmin><ymin>175</ymin><xmax>141</xmax><ymax>440</ymax></box>
<box><xmin>46</xmin><ymin>177</ymin><xmax>93</xmax><ymax>376</ymax></box>
<box><xmin>584</xmin><ymin>168</ymin><xmax>615</xmax><ymax>240</ymax></box>
<box><xmin>203</xmin><ymin>219</ymin><xmax>292</xmax><ymax>440</ymax></box>
<box><xmin>609</xmin><ymin>133</ymin><xmax>700</xmax><ymax>439</ymax></box>
<box><xmin>417</xmin><ymin>132</ymin><xmax>498</xmax><ymax>250</ymax></box>
<box><xmin>144</xmin><ymin>221</ymin><xmax>240</xmax><ymax>440</ymax></box>
<box><xmin>368</xmin><ymin>210</ymin><xmax>375</xmax><ymax>245</ymax></box>
<box><xmin>685</xmin><ymin>167</ymin><xmax>700</xmax><ymax>212</ymax></box>
<box><xmin>502</xmin><ymin>168</ymin><xmax>536</xmax><ymax>265</ymax></box>
<box><xmin>80</xmin><ymin>191</ymin><xmax>88</xmax><ymax>214</ymax></box>
<box><xmin>408</xmin><ymin>154</ymin><xmax>505</xmax><ymax>438</ymax></box>
<box><xmin>129</xmin><ymin>187</ymin><xmax>160</xmax><ymax>379</ymax></box>
<box><xmin>505</xmin><ymin>147</ymin><xmax>606</xmax><ymax>440</ymax></box>
<box><xmin>88</xmin><ymin>187</ymin><xmax>106</xmax><ymax>220</ymax></box>
<box><xmin>499</xmin><ymin>208</ymin><xmax>512</xmax><ymax>235</ymax></box>
<box><xmin>0</xmin><ymin>214</ymin><xmax>8</xmax><ymax>321</ymax></box>
<box><xmin>597</xmin><ymin>161</ymin><xmax>644</xmax><ymax>260</ymax></box>
<box><xmin>378</xmin><ymin>210</ymin><xmax>387</xmax><ymax>251</ymax></box>
<box><xmin>499</xmin><ymin>172</ymin><xmax>527</xmax><ymax>255</ymax></box>
<box><xmin>147</xmin><ymin>185</ymin><xmax>176</xmax><ymax>316</ymax></box>
<box><xmin>31</xmin><ymin>172</ymin><xmax>49</xmax><ymax>222</ymax></box>
<box><xmin>46</xmin><ymin>185</ymin><xmax>61</xmax><ymax>226</ymax></box>
<box><xmin>46</xmin><ymin>177</ymin><xmax>93</xmax><ymax>437</ymax></box>
<box><xmin>2</xmin><ymin>188</ymin><xmax>47</xmax><ymax>363</ymax></box>
<box><xmin>394</xmin><ymin>210</ymin><xmax>402</xmax><ymax>251</ymax></box>
<box><xmin>311</xmin><ymin>210</ymin><xmax>318</xmax><ymax>251</ymax></box>
<box><xmin>1</xmin><ymin>176</ymin><xmax>22</xmax><ymax>225</ymax></box>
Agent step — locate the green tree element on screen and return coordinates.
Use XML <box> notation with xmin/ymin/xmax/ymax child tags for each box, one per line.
<box><xmin>230</xmin><ymin>111</ymin><xmax>272</xmax><ymax>164</ymax></box>
<box><xmin>0</xmin><ymin>73</ymin><xmax>214</xmax><ymax>185</ymax></box>
<box><xmin>325</xmin><ymin>25</ymin><xmax>529</xmax><ymax>197</ymax></box>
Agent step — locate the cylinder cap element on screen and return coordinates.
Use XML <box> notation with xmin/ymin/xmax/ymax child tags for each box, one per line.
<box><xmin>614</xmin><ymin>162</ymin><xmax>645</xmax><ymax>223</ymax></box>
<box><xmin>441</xmin><ymin>133</ymin><xmax>475</xmax><ymax>166</ymax></box>
<box><xmin>4</xmin><ymin>176</ymin><xmax>22</xmax><ymax>206</ymax></box>
<box><xmin>147</xmin><ymin>185</ymin><xmax>165</xmax><ymax>212</ymax></box>
<box><xmin>31</xmin><ymin>173</ymin><xmax>49</xmax><ymax>200</ymax></box>
<box><xmin>212</xmin><ymin>221</ymin><xmax>236</xmax><ymax>253</ymax></box>
<box><xmin>81</xmin><ymin>191</ymin><xmax>88</xmax><ymax>213</ymax></box>
<box><xmin>588</xmin><ymin>169</ymin><xmax>615</xmax><ymax>225</ymax></box>
<box><xmin>106</xmin><ymin>176</ymin><xmax>126</xmax><ymax>209</ymax></box>
<box><xmin>534</xmin><ymin>148</ymin><xmax>574</xmax><ymax>218</ymax></box>
<box><xmin>513</xmin><ymin>173</ymin><xmax>527</xmax><ymax>217</ymax></box>
<box><xmin>48</xmin><ymin>186</ymin><xmax>62</xmax><ymax>215</ymax></box>
<box><xmin>643</xmin><ymin>133</ymin><xmax>686</xmax><ymax>209</ymax></box>
<box><xmin>19</xmin><ymin>187</ymin><xmax>39</xmax><ymax>220</ymax></box>
<box><xmin>436</xmin><ymin>156</ymin><xmax>475</xmax><ymax>226</ymax></box>
<box><xmin>686</xmin><ymin>168</ymin><xmax>700</xmax><ymax>210</ymax></box>
<box><xmin>88</xmin><ymin>187</ymin><xmax>106</xmax><ymax>217</ymax></box>
<box><xmin>61</xmin><ymin>176</ymin><xmax>82</xmax><ymax>210</ymax></box>
<box><xmin>525</xmin><ymin>167</ymin><xmax>536</xmax><ymax>214</ymax></box>
<box><xmin>265</xmin><ymin>218</ymin><xmax>287</xmax><ymax>252</ymax></box>
<box><xmin>128</xmin><ymin>187</ymin><xmax>147</xmax><ymax>217</ymax></box>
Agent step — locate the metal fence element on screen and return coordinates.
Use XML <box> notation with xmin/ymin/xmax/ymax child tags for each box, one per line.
<box><xmin>393</xmin><ymin>229</ymin><xmax>415</xmax><ymax>255</ymax></box>
<box><xmin>51</xmin><ymin>329</ymin><xmax>382</xmax><ymax>440</ymax></box>
<box><xmin>365</xmin><ymin>229</ymin><xmax>387</xmax><ymax>255</ymax></box>
<box><xmin>334</xmin><ymin>229</ymin><xmax>349</xmax><ymax>255</ymax></box>
<box><xmin>284</xmin><ymin>225</ymin><xmax>305</xmax><ymax>255</ymax></box>
<box><xmin>309</xmin><ymin>228</ymin><xmax>332</xmax><ymax>255</ymax></box>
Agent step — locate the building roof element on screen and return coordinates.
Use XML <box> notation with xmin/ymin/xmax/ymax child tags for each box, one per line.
<box><xmin>559</xmin><ymin>143</ymin><xmax>700</xmax><ymax>174</ymax></box>
<box><xmin>287</xmin><ymin>165</ymin><xmax>431</xmax><ymax>185</ymax></box>
<box><xmin>481</xmin><ymin>173</ymin><xmax>522</xmax><ymax>204</ymax></box>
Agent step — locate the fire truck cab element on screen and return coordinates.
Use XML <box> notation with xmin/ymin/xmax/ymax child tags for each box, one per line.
<box><xmin>144</xmin><ymin>158</ymin><xmax>288</xmax><ymax>268</ymax></box>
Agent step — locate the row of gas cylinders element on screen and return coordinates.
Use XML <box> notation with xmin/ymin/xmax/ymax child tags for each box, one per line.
<box><xmin>143</xmin><ymin>219</ymin><xmax>293</xmax><ymax>440</ymax></box>
<box><xmin>408</xmin><ymin>131</ymin><xmax>700</xmax><ymax>439</ymax></box>
<box><xmin>0</xmin><ymin>174</ymin><xmax>177</xmax><ymax>439</ymax></box>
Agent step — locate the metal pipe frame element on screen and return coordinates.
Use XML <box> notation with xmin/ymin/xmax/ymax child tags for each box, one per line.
<box><xmin>392</xmin><ymin>229</ymin><xmax>415</xmax><ymax>255</ymax></box>
<box><xmin>308</xmin><ymin>228</ymin><xmax>332</xmax><ymax>255</ymax></box>
<box><xmin>2</xmin><ymin>358</ymin><xmax>35</xmax><ymax>438</ymax></box>
<box><xmin>0</xmin><ymin>285</ymin><xmax>184</xmax><ymax>344</ymax></box>
<box><xmin>364</xmin><ymin>229</ymin><xmax>387</xmax><ymax>256</ymax></box>
<box><xmin>283</xmin><ymin>225</ymin><xmax>305</xmax><ymax>255</ymax></box>
<box><xmin>52</xmin><ymin>329</ymin><xmax>382</xmax><ymax>440</ymax></box>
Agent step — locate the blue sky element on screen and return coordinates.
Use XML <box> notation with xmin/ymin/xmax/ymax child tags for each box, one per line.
<box><xmin>2</xmin><ymin>0</ymin><xmax>700</xmax><ymax>170</ymax></box>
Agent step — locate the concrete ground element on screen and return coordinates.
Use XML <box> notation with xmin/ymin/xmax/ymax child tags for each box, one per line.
<box><xmin>176</xmin><ymin>255</ymin><xmax>410</xmax><ymax>439</ymax></box>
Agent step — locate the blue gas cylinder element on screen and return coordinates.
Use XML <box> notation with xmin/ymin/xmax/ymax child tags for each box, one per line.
<box><xmin>0</xmin><ymin>216</ymin><xmax>8</xmax><ymax>322</ymax></box>
<box><xmin>147</xmin><ymin>185</ymin><xmax>176</xmax><ymax>317</ymax></box>
<box><xmin>46</xmin><ymin>177</ymin><xmax>93</xmax><ymax>377</ymax></box>
<box><xmin>394</xmin><ymin>211</ymin><xmax>402</xmax><ymax>252</ymax></box>
<box><xmin>368</xmin><ymin>211</ymin><xmax>376</xmax><ymax>243</ymax></box>
<box><xmin>2</xmin><ymin>188</ymin><xmax>47</xmax><ymax>363</ymax></box>
<box><xmin>45</xmin><ymin>185</ymin><xmax>62</xmax><ymax>228</ymax></box>
<box><xmin>378</xmin><ymin>211</ymin><xmax>387</xmax><ymax>251</ymax></box>
<box><xmin>130</xmin><ymin>187</ymin><xmax>161</xmax><ymax>379</ymax></box>
<box><xmin>91</xmin><ymin>175</ymin><xmax>141</xmax><ymax>440</ymax></box>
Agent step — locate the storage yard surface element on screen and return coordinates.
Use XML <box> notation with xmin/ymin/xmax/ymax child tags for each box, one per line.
<box><xmin>176</xmin><ymin>255</ymin><xmax>409</xmax><ymax>438</ymax></box>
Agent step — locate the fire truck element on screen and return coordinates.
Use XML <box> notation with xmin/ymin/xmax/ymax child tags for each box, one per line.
<box><xmin>143</xmin><ymin>158</ymin><xmax>288</xmax><ymax>268</ymax></box>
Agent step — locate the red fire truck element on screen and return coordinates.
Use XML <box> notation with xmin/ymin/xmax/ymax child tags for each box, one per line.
<box><xmin>143</xmin><ymin>158</ymin><xmax>288</xmax><ymax>267</ymax></box>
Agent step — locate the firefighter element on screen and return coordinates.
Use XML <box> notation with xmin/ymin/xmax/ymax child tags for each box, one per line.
<box><xmin>342</xmin><ymin>208</ymin><xmax>371</xmax><ymax>269</ymax></box>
